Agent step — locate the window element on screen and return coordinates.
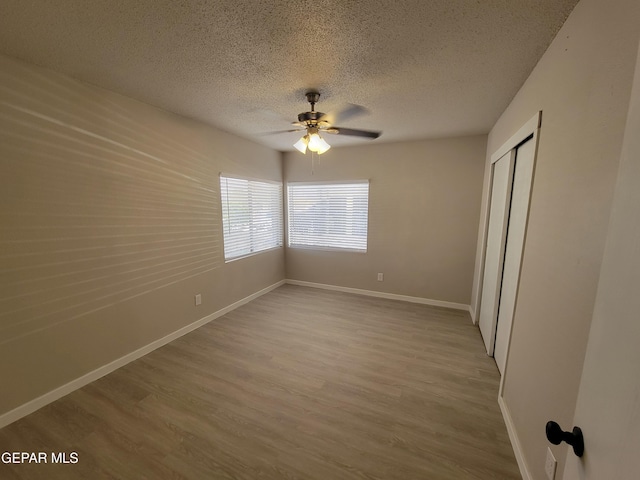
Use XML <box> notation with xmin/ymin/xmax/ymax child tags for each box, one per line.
<box><xmin>220</xmin><ymin>175</ymin><xmax>283</xmax><ymax>261</ymax></box>
<box><xmin>287</xmin><ymin>181</ymin><xmax>369</xmax><ymax>252</ymax></box>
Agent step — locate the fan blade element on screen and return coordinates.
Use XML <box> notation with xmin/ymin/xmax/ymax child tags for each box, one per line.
<box><xmin>324</xmin><ymin>127</ymin><xmax>381</xmax><ymax>139</ymax></box>
<box><xmin>258</xmin><ymin>128</ymin><xmax>305</xmax><ymax>136</ymax></box>
<box><xmin>320</xmin><ymin>103</ymin><xmax>369</xmax><ymax>125</ymax></box>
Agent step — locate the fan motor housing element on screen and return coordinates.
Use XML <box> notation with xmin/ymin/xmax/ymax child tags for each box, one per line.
<box><xmin>297</xmin><ymin>111</ymin><xmax>325</xmax><ymax>123</ymax></box>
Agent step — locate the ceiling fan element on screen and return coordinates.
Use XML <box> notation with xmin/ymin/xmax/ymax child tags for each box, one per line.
<box><xmin>272</xmin><ymin>91</ymin><xmax>381</xmax><ymax>154</ymax></box>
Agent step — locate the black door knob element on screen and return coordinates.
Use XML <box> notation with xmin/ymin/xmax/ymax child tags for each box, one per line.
<box><xmin>546</xmin><ymin>420</ymin><xmax>584</xmax><ymax>457</ymax></box>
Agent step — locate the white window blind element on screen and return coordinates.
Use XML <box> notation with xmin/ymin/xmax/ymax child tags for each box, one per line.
<box><xmin>287</xmin><ymin>181</ymin><xmax>369</xmax><ymax>252</ymax></box>
<box><xmin>220</xmin><ymin>175</ymin><xmax>283</xmax><ymax>261</ymax></box>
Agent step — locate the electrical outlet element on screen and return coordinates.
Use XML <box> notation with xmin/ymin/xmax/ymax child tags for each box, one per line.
<box><xmin>545</xmin><ymin>447</ymin><xmax>557</xmax><ymax>480</ymax></box>
<box><xmin>194</xmin><ymin>293</ymin><xmax>202</xmax><ymax>306</ymax></box>
<box><xmin>377</xmin><ymin>273</ymin><xmax>384</xmax><ymax>281</ymax></box>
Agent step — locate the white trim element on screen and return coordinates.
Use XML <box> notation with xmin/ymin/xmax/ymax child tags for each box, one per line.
<box><xmin>491</xmin><ymin>111</ymin><xmax>542</xmax><ymax>164</ymax></box>
<box><xmin>0</xmin><ymin>280</ymin><xmax>286</xmax><ymax>429</ymax></box>
<box><xmin>499</xmin><ymin>395</ymin><xmax>533</xmax><ymax>480</ymax></box>
<box><xmin>285</xmin><ymin>279</ymin><xmax>471</xmax><ymax>312</ymax></box>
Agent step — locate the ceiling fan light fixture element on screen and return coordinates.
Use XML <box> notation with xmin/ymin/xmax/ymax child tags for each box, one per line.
<box><xmin>315</xmin><ymin>135</ymin><xmax>331</xmax><ymax>154</ymax></box>
<box><xmin>306</xmin><ymin>132</ymin><xmax>331</xmax><ymax>154</ymax></box>
<box><xmin>307</xmin><ymin>132</ymin><xmax>322</xmax><ymax>150</ymax></box>
<box><xmin>276</xmin><ymin>90</ymin><xmax>380</xmax><ymax>156</ymax></box>
<box><xmin>293</xmin><ymin>135</ymin><xmax>309</xmax><ymax>154</ymax></box>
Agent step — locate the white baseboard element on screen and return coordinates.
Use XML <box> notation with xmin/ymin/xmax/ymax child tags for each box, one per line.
<box><xmin>0</xmin><ymin>279</ymin><xmax>286</xmax><ymax>429</ymax></box>
<box><xmin>285</xmin><ymin>279</ymin><xmax>471</xmax><ymax>312</ymax></box>
<box><xmin>499</xmin><ymin>395</ymin><xmax>531</xmax><ymax>480</ymax></box>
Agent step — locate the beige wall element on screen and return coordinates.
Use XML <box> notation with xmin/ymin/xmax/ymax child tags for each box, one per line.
<box><xmin>284</xmin><ymin>136</ymin><xmax>487</xmax><ymax>306</ymax></box>
<box><xmin>0</xmin><ymin>54</ymin><xmax>284</xmax><ymax>417</ymax></box>
<box><xmin>471</xmin><ymin>0</ymin><xmax>640</xmax><ymax>478</ymax></box>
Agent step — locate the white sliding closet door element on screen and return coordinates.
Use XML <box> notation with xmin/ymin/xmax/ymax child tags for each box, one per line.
<box><xmin>478</xmin><ymin>151</ymin><xmax>514</xmax><ymax>355</ymax></box>
<box><xmin>494</xmin><ymin>138</ymin><xmax>535</xmax><ymax>374</ymax></box>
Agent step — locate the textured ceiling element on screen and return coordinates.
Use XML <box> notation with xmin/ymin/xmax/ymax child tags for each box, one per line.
<box><xmin>0</xmin><ymin>0</ymin><xmax>579</xmax><ymax>151</ymax></box>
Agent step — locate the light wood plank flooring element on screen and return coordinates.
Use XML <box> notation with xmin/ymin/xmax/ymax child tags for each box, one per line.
<box><xmin>0</xmin><ymin>284</ymin><xmax>520</xmax><ymax>479</ymax></box>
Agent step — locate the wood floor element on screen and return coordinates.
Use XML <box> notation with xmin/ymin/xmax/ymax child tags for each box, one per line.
<box><xmin>0</xmin><ymin>285</ymin><xmax>520</xmax><ymax>479</ymax></box>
